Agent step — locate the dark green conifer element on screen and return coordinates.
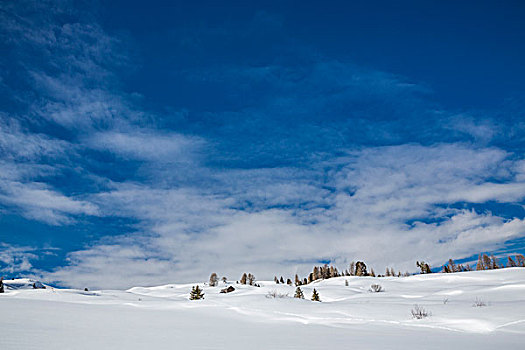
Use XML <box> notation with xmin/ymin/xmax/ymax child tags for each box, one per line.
<box><xmin>311</xmin><ymin>288</ymin><xmax>320</xmax><ymax>302</ymax></box>
<box><xmin>294</xmin><ymin>287</ymin><xmax>304</xmax><ymax>299</ymax></box>
<box><xmin>189</xmin><ymin>285</ymin><xmax>205</xmax><ymax>300</ymax></box>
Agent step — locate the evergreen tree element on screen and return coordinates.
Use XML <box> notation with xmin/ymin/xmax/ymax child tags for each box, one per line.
<box><xmin>247</xmin><ymin>273</ymin><xmax>255</xmax><ymax>286</ymax></box>
<box><xmin>280</xmin><ymin>276</ymin><xmax>285</xmax><ymax>284</ymax></box>
<box><xmin>350</xmin><ymin>261</ymin><xmax>356</xmax><ymax>276</ymax></box>
<box><xmin>307</xmin><ymin>273</ymin><xmax>313</xmax><ymax>284</ymax></box>
<box><xmin>294</xmin><ymin>287</ymin><xmax>304</xmax><ymax>299</ymax></box>
<box><xmin>274</xmin><ymin>276</ymin><xmax>279</xmax><ymax>284</ymax></box>
<box><xmin>311</xmin><ymin>288</ymin><xmax>320</xmax><ymax>302</ymax></box>
<box><xmin>0</xmin><ymin>277</ymin><xmax>4</xmax><ymax>294</ymax></box>
<box><xmin>303</xmin><ymin>278</ymin><xmax>308</xmax><ymax>285</ymax></box>
<box><xmin>508</xmin><ymin>256</ymin><xmax>517</xmax><ymax>267</ymax></box>
<box><xmin>286</xmin><ymin>278</ymin><xmax>292</xmax><ymax>285</ymax></box>
<box><xmin>482</xmin><ymin>254</ymin><xmax>492</xmax><ymax>270</ymax></box>
<box><xmin>447</xmin><ymin>259</ymin><xmax>457</xmax><ymax>272</ymax></box>
<box><xmin>209</xmin><ymin>273</ymin><xmax>218</xmax><ymax>287</ymax></box>
<box><xmin>295</xmin><ymin>274</ymin><xmax>301</xmax><ymax>286</ymax></box>
<box><xmin>189</xmin><ymin>285</ymin><xmax>205</xmax><ymax>300</ymax></box>
<box><xmin>517</xmin><ymin>254</ymin><xmax>525</xmax><ymax>267</ymax></box>
<box><xmin>240</xmin><ymin>273</ymin><xmax>247</xmax><ymax>285</ymax></box>
<box><xmin>355</xmin><ymin>261</ymin><xmax>367</xmax><ymax>276</ymax></box>
<box><xmin>476</xmin><ymin>254</ymin><xmax>485</xmax><ymax>270</ymax></box>
<box><xmin>490</xmin><ymin>255</ymin><xmax>500</xmax><ymax>269</ymax></box>
<box><xmin>385</xmin><ymin>267</ymin><xmax>391</xmax><ymax>276</ymax></box>
<box><xmin>370</xmin><ymin>268</ymin><xmax>376</xmax><ymax>277</ymax></box>
<box><xmin>345</xmin><ymin>280</ymin><xmax>349</xmax><ymax>286</ymax></box>
<box><xmin>222</xmin><ymin>276</ymin><xmax>227</xmax><ymax>283</ymax></box>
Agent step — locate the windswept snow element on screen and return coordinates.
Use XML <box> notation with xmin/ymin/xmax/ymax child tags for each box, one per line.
<box><xmin>1</xmin><ymin>269</ymin><xmax>524</xmax><ymax>349</ymax></box>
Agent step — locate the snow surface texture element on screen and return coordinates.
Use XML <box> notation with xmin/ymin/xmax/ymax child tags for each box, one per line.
<box><xmin>1</xmin><ymin>269</ymin><xmax>524</xmax><ymax>349</ymax></box>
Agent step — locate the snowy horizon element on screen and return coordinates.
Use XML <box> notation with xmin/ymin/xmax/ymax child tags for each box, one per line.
<box><xmin>2</xmin><ymin>0</ymin><xmax>525</xmax><ymax>289</ymax></box>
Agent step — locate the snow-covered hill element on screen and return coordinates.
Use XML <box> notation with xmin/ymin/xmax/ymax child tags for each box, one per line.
<box><xmin>1</xmin><ymin>269</ymin><xmax>524</xmax><ymax>349</ymax></box>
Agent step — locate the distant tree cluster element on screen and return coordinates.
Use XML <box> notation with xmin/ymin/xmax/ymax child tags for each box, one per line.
<box><xmin>442</xmin><ymin>259</ymin><xmax>473</xmax><ymax>273</ymax></box>
<box><xmin>240</xmin><ymin>273</ymin><xmax>259</xmax><ymax>286</ymax></box>
<box><xmin>416</xmin><ymin>261</ymin><xmax>432</xmax><ymax>274</ymax></box>
<box><xmin>0</xmin><ymin>277</ymin><xmax>4</xmax><ymax>294</ymax></box>
<box><xmin>476</xmin><ymin>253</ymin><xmax>525</xmax><ymax>270</ymax></box>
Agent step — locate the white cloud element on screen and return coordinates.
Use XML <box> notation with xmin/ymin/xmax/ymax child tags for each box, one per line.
<box><xmin>45</xmin><ymin>143</ymin><xmax>525</xmax><ymax>288</ymax></box>
<box><xmin>85</xmin><ymin>130</ymin><xmax>205</xmax><ymax>163</ymax></box>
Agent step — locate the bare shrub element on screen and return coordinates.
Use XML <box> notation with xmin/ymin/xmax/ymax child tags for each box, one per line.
<box><xmin>411</xmin><ymin>304</ymin><xmax>431</xmax><ymax>319</ymax></box>
<box><xmin>266</xmin><ymin>290</ymin><xmax>289</xmax><ymax>299</ymax></box>
<box><xmin>369</xmin><ymin>284</ymin><xmax>384</xmax><ymax>292</ymax></box>
<box><xmin>473</xmin><ymin>297</ymin><xmax>486</xmax><ymax>307</ymax></box>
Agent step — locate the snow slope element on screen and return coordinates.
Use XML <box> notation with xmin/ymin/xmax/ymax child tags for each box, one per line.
<box><xmin>1</xmin><ymin>269</ymin><xmax>524</xmax><ymax>349</ymax></box>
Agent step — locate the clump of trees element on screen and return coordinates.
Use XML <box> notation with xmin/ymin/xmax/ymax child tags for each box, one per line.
<box><xmin>294</xmin><ymin>287</ymin><xmax>304</xmax><ymax>299</ymax></box>
<box><xmin>442</xmin><ymin>259</ymin><xmax>472</xmax><ymax>273</ymax></box>
<box><xmin>240</xmin><ymin>273</ymin><xmax>258</xmax><ymax>286</ymax></box>
<box><xmin>416</xmin><ymin>261</ymin><xmax>432</xmax><ymax>274</ymax></box>
<box><xmin>0</xmin><ymin>277</ymin><xmax>4</xmax><ymax>294</ymax></box>
<box><xmin>189</xmin><ymin>285</ymin><xmax>205</xmax><ymax>300</ymax></box>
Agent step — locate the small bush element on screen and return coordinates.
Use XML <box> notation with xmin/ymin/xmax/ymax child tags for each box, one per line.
<box><xmin>369</xmin><ymin>284</ymin><xmax>384</xmax><ymax>292</ymax></box>
<box><xmin>473</xmin><ymin>297</ymin><xmax>486</xmax><ymax>307</ymax></box>
<box><xmin>266</xmin><ymin>290</ymin><xmax>289</xmax><ymax>299</ymax></box>
<box><xmin>411</xmin><ymin>304</ymin><xmax>430</xmax><ymax>319</ymax></box>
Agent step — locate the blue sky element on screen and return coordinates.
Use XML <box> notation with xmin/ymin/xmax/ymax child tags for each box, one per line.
<box><xmin>1</xmin><ymin>0</ymin><xmax>525</xmax><ymax>288</ymax></box>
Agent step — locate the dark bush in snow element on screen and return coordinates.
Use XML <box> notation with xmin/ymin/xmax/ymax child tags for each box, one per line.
<box><xmin>411</xmin><ymin>305</ymin><xmax>430</xmax><ymax>319</ymax></box>
<box><xmin>369</xmin><ymin>284</ymin><xmax>384</xmax><ymax>292</ymax></box>
<box><xmin>266</xmin><ymin>290</ymin><xmax>288</xmax><ymax>298</ymax></box>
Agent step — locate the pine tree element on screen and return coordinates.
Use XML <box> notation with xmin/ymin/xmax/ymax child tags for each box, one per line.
<box><xmin>355</xmin><ymin>261</ymin><xmax>367</xmax><ymax>276</ymax></box>
<box><xmin>307</xmin><ymin>273</ymin><xmax>313</xmax><ymax>284</ymax></box>
<box><xmin>350</xmin><ymin>261</ymin><xmax>356</xmax><ymax>276</ymax></box>
<box><xmin>490</xmin><ymin>255</ymin><xmax>499</xmax><ymax>269</ymax></box>
<box><xmin>280</xmin><ymin>276</ymin><xmax>285</xmax><ymax>284</ymax></box>
<box><xmin>274</xmin><ymin>276</ymin><xmax>279</xmax><ymax>284</ymax></box>
<box><xmin>209</xmin><ymin>273</ymin><xmax>218</xmax><ymax>287</ymax></box>
<box><xmin>447</xmin><ymin>259</ymin><xmax>457</xmax><ymax>272</ymax></box>
<box><xmin>516</xmin><ymin>254</ymin><xmax>525</xmax><ymax>267</ymax></box>
<box><xmin>385</xmin><ymin>267</ymin><xmax>391</xmax><ymax>276</ymax></box>
<box><xmin>294</xmin><ymin>287</ymin><xmax>304</xmax><ymax>299</ymax></box>
<box><xmin>345</xmin><ymin>280</ymin><xmax>349</xmax><ymax>286</ymax></box>
<box><xmin>370</xmin><ymin>268</ymin><xmax>376</xmax><ymax>277</ymax></box>
<box><xmin>482</xmin><ymin>254</ymin><xmax>492</xmax><ymax>270</ymax></box>
<box><xmin>303</xmin><ymin>278</ymin><xmax>308</xmax><ymax>285</ymax></box>
<box><xmin>286</xmin><ymin>278</ymin><xmax>292</xmax><ymax>285</ymax></box>
<box><xmin>295</xmin><ymin>274</ymin><xmax>301</xmax><ymax>286</ymax></box>
<box><xmin>0</xmin><ymin>277</ymin><xmax>4</xmax><ymax>294</ymax></box>
<box><xmin>240</xmin><ymin>273</ymin><xmax>247</xmax><ymax>285</ymax></box>
<box><xmin>476</xmin><ymin>254</ymin><xmax>484</xmax><ymax>270</ymax></box>
<box><xmin>311</xmin><ymin>288</ymin><xmax>320</xmax><ymax>302</ymax></box>
<box><xmin>189</xmin><ymin>285</ymin><xmax>205</xmax><ymax>300</ymax></box>
<box><xmin>247</xmin><ymin>273</ymin><xmax>255</xmax><ymax>286</ymax></box>
<box><xmin>507</xmin><ymin>256</ymin><xmax>517</xmax><ymax>267</ymax></box>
